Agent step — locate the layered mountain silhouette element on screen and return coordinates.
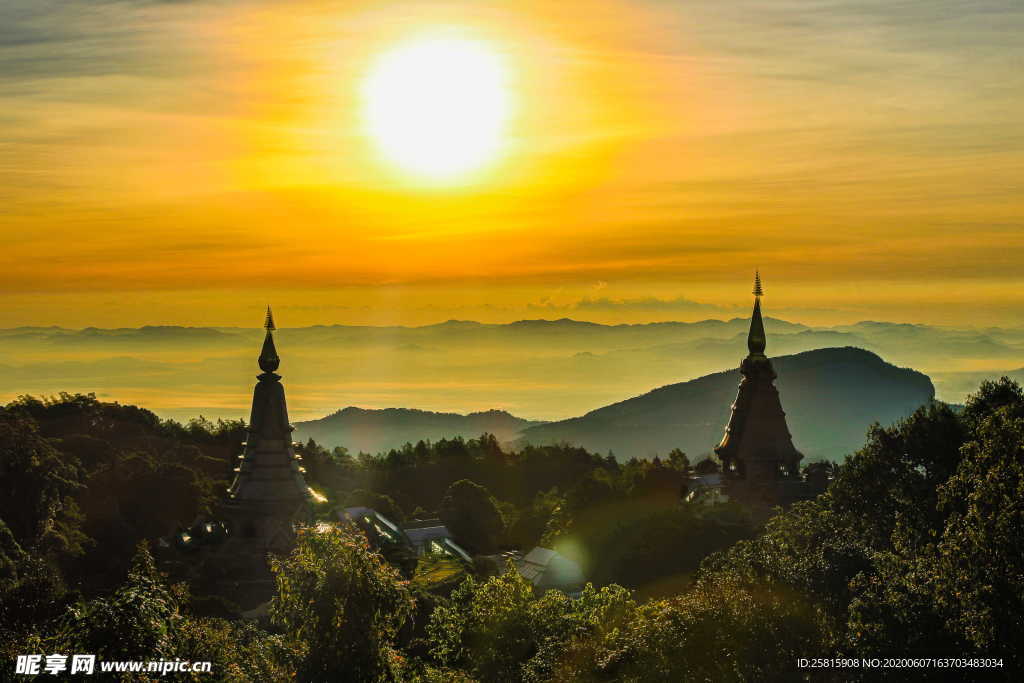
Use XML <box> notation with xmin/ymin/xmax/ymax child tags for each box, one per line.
<box><xmin>519</xmin><ymin>347</ymin><xmax>933</xmax><ymax>462</ymax></box>
<box><xmin>1</xmin><ymin>318</ymin><xmax>1011</xmax><ymax>423</ymax></box>
<box><xmin>292</xmin><ymin>347</ymin><xmax>934</xmax><ymax>463</ymax></box>
<box><xmin>931</xmin><ymin>366</ymin><xmax>1024</xmax><ymax>404</ymax></box>
<box><xmin>294</xmin><ymin>407</ymin><xmax>545</xmax><ymax>454</ymax></box>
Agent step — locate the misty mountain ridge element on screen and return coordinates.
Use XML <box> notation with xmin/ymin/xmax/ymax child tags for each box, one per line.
<box><xmin>291</xmin><ymin>347</ymin><xmax>935</xmax><ymax>463</ymax></box>
<box><xmin>294</xmin><ymin>406</ymin><xmax>545</xmax><ymax>455</ymax></box>
<box><xmin>2</xmin><ymin>316</ymin><xmax>1018</xmax><ymax>342</ymax></box>
<box><xmin>519</xmin><ymin>346</ymin><xmax>934</xmax><ymax>463</ymax></box>
<box><xmin>0</xmin><ymin>317</ymin><xmax>1019</xmax><ymax>423</ymax></box>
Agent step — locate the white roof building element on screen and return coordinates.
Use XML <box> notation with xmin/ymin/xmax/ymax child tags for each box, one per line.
<box><xmin>515</xmin><ymin>547</ymin><xmax>585</xmax><ymax>597</ymax></box>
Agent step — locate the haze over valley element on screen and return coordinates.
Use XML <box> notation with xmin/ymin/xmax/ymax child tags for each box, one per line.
<box><xmin>3</xmin><ymin>316</ymin><xmax>1019</xmax><ymax>454</ymax></box>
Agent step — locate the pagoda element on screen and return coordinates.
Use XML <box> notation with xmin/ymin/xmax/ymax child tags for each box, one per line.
<box><xmin>218</xmin><ymin>306</ymin><xmax>314</xmax><ymax>553</ymax></box>
<box><xmin>160</xmin><ymin>308</ymin><xmax>314</xmax><ymax>613</ymax></box>
<box><xmin>715</xmin><ymin>273</ymin><xmax>806</xmax><ymax>506</ymax></box>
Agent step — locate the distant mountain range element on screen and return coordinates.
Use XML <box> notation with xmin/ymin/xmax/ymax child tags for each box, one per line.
<box><xmin>519</xmin><ymin>347</ymin><xmax>933</xmax><ymax>463</ymax></box>
<box><xmin>0</xmin><ymin>317</ymin><xmax>1015</xmax><ymax>423</ymax></box>
<box><xmin>294</xmin><ymin>407</ymin><xmax>545</xmax><ymax>454</ymax></box>
<box><xmin>293</xmin><ymin>347</ymin><xmax>934</xmax><ymax>463</ymax></box>
<box><xmin>930</xmin><ymin>366</ymin><xmax>1024</xmax><ymax>404</ymax></box>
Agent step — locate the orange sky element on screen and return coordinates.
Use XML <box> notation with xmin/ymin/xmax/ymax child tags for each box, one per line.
<box><xmin>2</xmin><ymin>0</ymin><xmax>1023</xmax><ymax>328</ymax></box>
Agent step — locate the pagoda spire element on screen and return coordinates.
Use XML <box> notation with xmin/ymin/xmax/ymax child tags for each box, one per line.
<box><xmin>221</xmin><ymin>307</ymin><xmax>312</xmax><ymax>548</ymax></box>
<box><xmin>193</xmin><ymin>307</ymin><xmax>314</xmax><ymax>612</ymax></box>
<box><xmin>715</xmin><ymin>272</ymin><xmax>803</xmax><ymax>490</ymax></box>
<box><xmin>258</xmin><ymin>306</ymin><xmax>280</xmax><ymax>374</ymax></box>
<box><xmin>747</xmin><ymin>271</ymin><xmax>766</xmax><ymax>356</ymax></box>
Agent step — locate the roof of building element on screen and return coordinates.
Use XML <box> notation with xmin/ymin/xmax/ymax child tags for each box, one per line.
<box><xmin>402</xmin><ymin>518</ymin><xmax>445</xmax><ymax>529</ymax></box>
<box><xmin>340</xmin><ymin>507</ymin><xmax>406</xmax><ymax>545</ymax></box>
<box><xmin>522</xmin><ymin>546</ymin><xmax>558</xmax><ymax>566</ymax></box>
<box><xmin>691</xmin><ymin>473</ymin><xmax>723</xmax><ymax>488</ymax></box>
<box><xmin>434</xmin><ymin>537</ymin><xmax>473</xmax><ymax>564</ymax></box>
<box><xmin>341</xmin><ymin>509</ymin><xmax>474</xmax><ymax>563</ymax></box>
<box><xmin>403</xmin><ymin>524</ymin><xmax>452</xmax><ymax>546</ymax></box>
<box><xmin>516</xmin><ymin>547</ymin><xmax>585</xmax><ymax>592</ymax></box>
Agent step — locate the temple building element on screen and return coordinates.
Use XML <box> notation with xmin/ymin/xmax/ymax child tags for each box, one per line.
<box><xmin>163</xmin><ymin>308</ymin><xmax>314</xmax><ymax>613</ymax></box>
<box><xmin>714</xmin><ymin>274</ymin><xmax>822</xmax><ymax>508</ymax></box>
<box><xmin>218</xmin><ymin>306</ymin><xmax>314</xmax><ymax>552</ymax></box>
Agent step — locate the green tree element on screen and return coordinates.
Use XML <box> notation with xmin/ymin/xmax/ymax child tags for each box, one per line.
<box><xmin>46</xmin><ymin>542</ymin><xmax>181</xmax><ymax>662</ymax></box>
<box><xmin>0</xmin><ymin>520</ymin><xmax>25</xmax><ymax>587</ymax></box>
<box><xmin>0</xmin><ymin>524</ymin><xmax>71</xmax><ymax>664</ymax></box>
<box><xmin>345</xmin><ymin>488</ymin><xmax>406</xmax><ymax>523</ymax></box>
<box><xmin>932</xmin><ymin>407</ymin><xmax>1024</xmax><ymax>655</ymax></box>
<box><xmin>693</xmin><ymin>456</ymin><xmax>720</xmax><ymax>475</ymax></box>
<box><xmin>667</xmin><ymin>448</ymin><xmax>690</xmax><ymax>474</ymax></box>
<box><xmin>848</xmin><ymin>393</ymin><xmax>1024</xmax><ymax>663</ymax></box>
<box><xmin>960</xmin><ymin>376</ymin><xmax>1024</xmax><ymax>430</ymax></box>
<box><xmin>565</xmin><ymin>471</ymin><xmax>616</xmax><ymax>512</ymax></box>
<box><xmin>428</xmin><ymin>567</ymin><xmax>635</xmax><ymax>683</ymax></box>
<box><xmin>596</xmin><ymin>575</ymin><xmax>822</xmax><ymax>682</ymax></box>
<box><xmin>0</xmin><ymin>409</ymin><xmax>83</xmax><ymax>549</ymax></box>
<box><xmin>508</xmin><ymin>489</ymin><xmax>563</xmax><ymax>551</ymax></box>
<box><xmin>438</xmin><ymin>480</ymin><xmax>505</xmax><ymax>554</ymax></box>
<box><xmin>175</xmin><ymin>616</ymin><xmax>301</xmax><ymax>682</ymax></box>
<box><xmin>270</xmin><ymin>525</ymin><xmax>414</xmax><ymax>682</ymax></box>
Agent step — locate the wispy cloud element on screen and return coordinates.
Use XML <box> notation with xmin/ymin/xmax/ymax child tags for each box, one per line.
<box><xmin>0</xmin><ymin>0</ymin><xmax>1022</xmax><ymax>327</ymax></box>
<box><xmin>528</xmin><ymin>295</ymin><xmax>737</xmax><ymax>318</ymax></box>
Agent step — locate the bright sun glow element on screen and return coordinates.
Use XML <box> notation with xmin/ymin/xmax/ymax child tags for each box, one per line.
<box><xmin>361</xmin><ymin>35</ymin><xmax>511</xmax><ymax>182</ymax></box>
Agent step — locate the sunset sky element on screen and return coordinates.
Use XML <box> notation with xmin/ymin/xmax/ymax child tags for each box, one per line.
<box><xmin>2</xmin><ymin>0</ymin><xmax>1022</xmax><ymax>328</ymax></box>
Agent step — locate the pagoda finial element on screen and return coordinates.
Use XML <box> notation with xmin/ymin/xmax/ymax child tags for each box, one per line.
<box><xmin>259</xmin><ymin>307</ymin><xmax>280</xmax><ymax>374</ymax></box>
<box><xmin>747</xmin><ymin>273</ymin><xmax>766</xmax><ymax>355</ymax></box>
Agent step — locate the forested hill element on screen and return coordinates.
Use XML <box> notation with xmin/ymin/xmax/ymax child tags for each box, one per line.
<box><xmin>519</xmin><ymin>347</ymin><xmax>934</xmax><ymax>462</ymax></box>
<box><xmin>294</xmin><ymin>407</ymin><xmax>544</xmax><ymax>454</ymax></box>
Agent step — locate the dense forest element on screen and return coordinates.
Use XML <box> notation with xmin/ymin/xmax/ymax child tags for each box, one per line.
<box><xmin>2</xmin><ymin>378</ymin><xmax>1023</xmax><ymax>680</ymax></box>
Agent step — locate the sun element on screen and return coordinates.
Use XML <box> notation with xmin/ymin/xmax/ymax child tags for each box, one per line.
<box><xmin>361</xmin><ymin>34</ymin><xmax>511</xmax><ymax>183</ymax></box>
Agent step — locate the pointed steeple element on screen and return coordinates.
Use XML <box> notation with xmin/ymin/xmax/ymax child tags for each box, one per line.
<box><xmin>221</xmin><ymin>307</ymin><xmax>312</xmax><ymax>550</ymax></box>
<box><xmin>715</xmin><ymin>273</ymin><xmax>803</xmax><ymax>489</ymax></box>
<box><xmin>258</xmin><ymin>306</ymin><xmax>280</xmax><ymax>374</ymax></box>
<box><xmin>200</xmin><ymin>307</ymin><xmax>313</xmax><ymax>611</ymax></box>
<box><xmin>747</xmin><ymin>272</ymin><xmax>766</xmax><ymax>356</ymax></box>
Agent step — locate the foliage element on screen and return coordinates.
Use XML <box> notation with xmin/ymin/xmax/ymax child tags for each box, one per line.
<box><xmin>0</xmin><ymin>520</ymin><xmax>25</xmax><ymax>587</ymax></box>
<box><xmin>667</xmin><ymin>448</ymin><xmax>690</xmax><ymax>473</ymax></box>
<box><xmin>344</xmin><ymin>488</ymin><xmax>407</xmax><ymax>523</ymax></box>
<box><xmin>0</xmin><ymin>407</ymin><xmax>84</xmax><ymax>552</ymax></box>
<box><xmin>175</xmin><ymin>616</ymin><xmax>301</xmax><ymax>682</ymax></box>
<box><xmin>932</xmin><ymin>404</ymin><xmax>1024</xmax><ymax>654</ymax></box>
<box><xmin>308</xmin><ymin>435</ymin><xmax>617</xmax><ymax>527</ymax></box>
<box><xmin>594</xmin><ymin>576</ymin><xmax>822</xmax><ymax>683</ymax></box>
<box><xmin>4</xmin><ymin>379</ymin><xmax>1024</xmax><ymax>680</ymax></box>
<box><xmin>848</xmin><ymin>384</ymin><xmax>1024</xmax><ymax>664</ymax></box>
<box><xmin>507</xmin><ymin>488</ymin><xmax>562</xmax><ymax>550</ymax></box>
<box><xmin>3</xmin><ymin>393</ymin><xmax>239</xmax><ymax>594</ymax></box>
<box><xmin>412</xmin><ymin>554</ymin><xmax>467</xmax><ymax>593</ymax></box>
<box><xmin>695</xmin><ymin>378</ymin><xmax>1024</xmax><ymax>676</ymax></box>
<box><xmin>44</xmin><ymin>542</ymin><xmax>181</xmax><ymax>663</ymax></box>
<box><xmin>0</xmin><ymin>551</ymin><xmax>71</xmax><ymax>665</ymax></box>
<box><xmin>438</xmin><ymin>479</ymin><xmax>506</xmax><ymax>554</ymax></box>
<box><xmin>270</xmin><ymin>525</ymin><xmax>415</xmax><ymax>682</ymax></box>
<box><xmin>693</xmin><ymin>456</ymin><xmax>720</xmax><ymax>475</ymax></box>
<box><xmin>540</xmin><ymin>458</ymin><xmax>752</xmax><ymax>594</ymax></box>
<box><xmin>428</xmin><ymin>566</ymin><xmax>635</xmax><ymax>683</ymax></box>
